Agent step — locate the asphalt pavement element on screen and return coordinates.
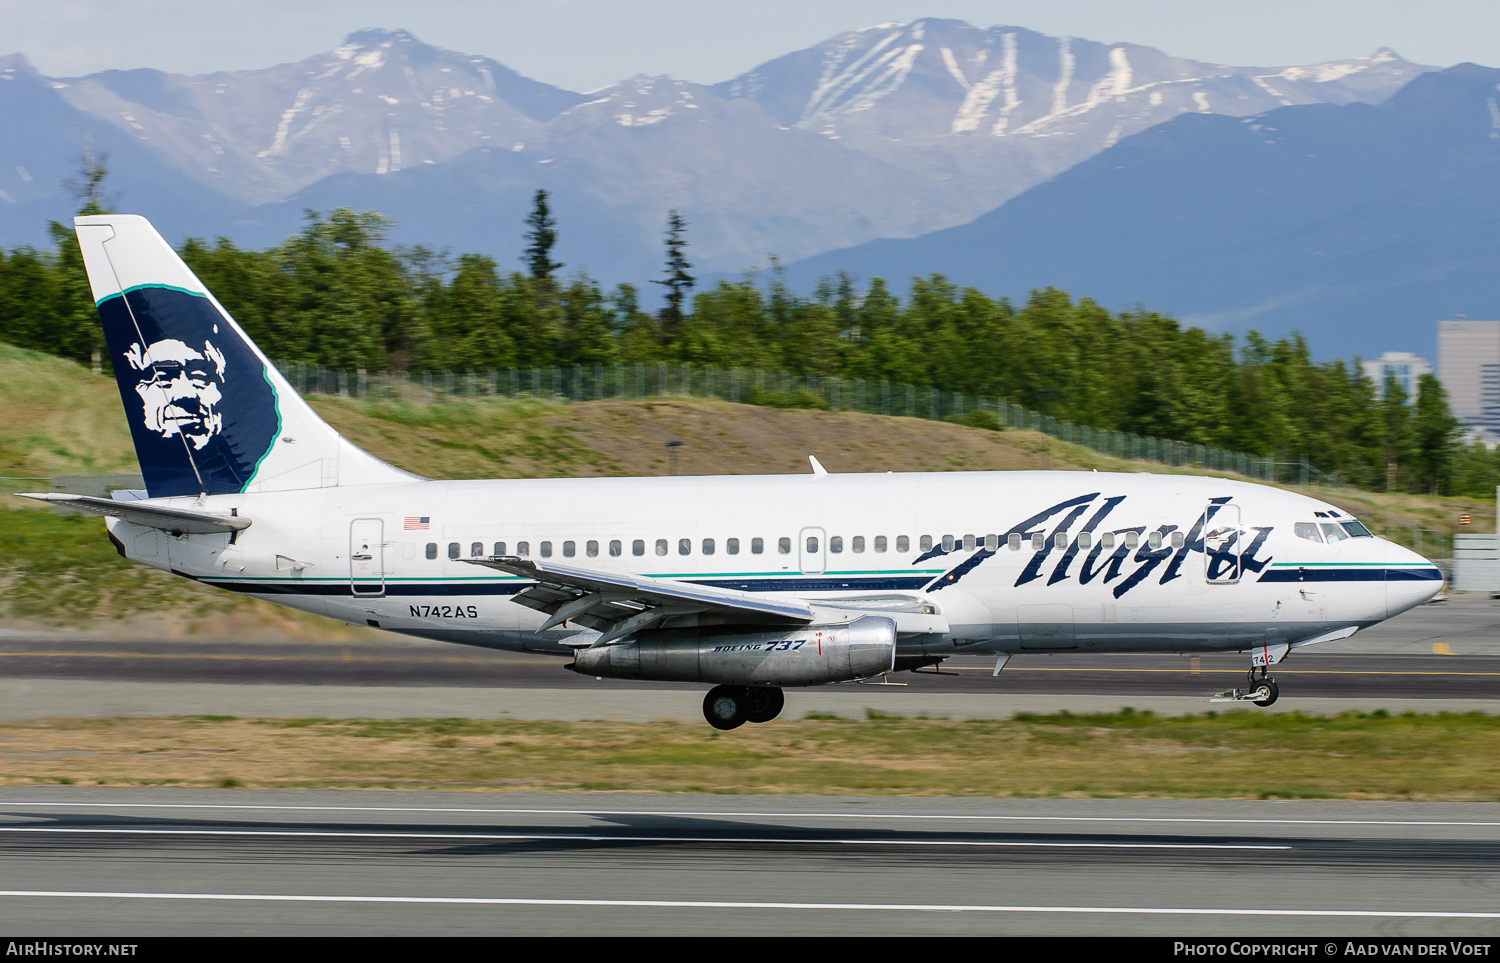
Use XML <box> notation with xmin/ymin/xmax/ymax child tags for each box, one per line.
<box><xmin>0</xmin><ymin>594</ymin><xmax>1497</xmax><ymax>720</ymax></box>
<box><xmin>0</xmin><ymin>789</ymin><xmax>1496</xmax><ymax>936</ymax></box>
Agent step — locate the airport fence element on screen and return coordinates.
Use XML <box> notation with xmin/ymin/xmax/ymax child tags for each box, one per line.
<box><xmin>276</xmin><ymin>361</ymin><xmax>1333</xmax><ymax>487</ymax></box>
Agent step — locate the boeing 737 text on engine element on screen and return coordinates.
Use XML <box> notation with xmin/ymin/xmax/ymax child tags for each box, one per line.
<box><xmin>22</xmin><ymin>215</ymin><xmax>1444</xmax><ymax>729</ymax></box>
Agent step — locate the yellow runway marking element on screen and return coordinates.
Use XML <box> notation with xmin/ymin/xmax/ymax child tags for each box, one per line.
<box><xmin>944</xmin><ymin>665</ymin><xmax>1500</xmax><ymax>677</ymax></box>
<box><xmin>0</xmin><ymin>653</ymin><xmax>1494</xmax><ymax>677</ymax></box>
<box><xmin>1433</xmin><ymin>642</ymin><xmax>1455</xmax><ymax>655</ymax></box>
<box><xmin>0</xmin><ymin>651</ymin><xmax>560</xmax><ymax>666</ymax></box>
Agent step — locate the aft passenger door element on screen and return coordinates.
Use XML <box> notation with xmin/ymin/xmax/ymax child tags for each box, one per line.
<box><xmin>1204</xmin><ymin>503</ymin><xmax>1242</xmax><ymax>584</ymax></box>
<box><xmin>350</xmin><ymin>518</ymin><xmax>385</xmax><ymax>597</ymax></box>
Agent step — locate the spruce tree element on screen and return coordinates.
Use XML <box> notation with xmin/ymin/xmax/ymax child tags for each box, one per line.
<box><xmin>653</xmin><ymin>210</ymin><xmax>694</xmax><ymax>342</ymax></box>
<box><xmin>523</xmin><ymin>189</ymin><xmax>562</xmax><ymax>283</ymax></box>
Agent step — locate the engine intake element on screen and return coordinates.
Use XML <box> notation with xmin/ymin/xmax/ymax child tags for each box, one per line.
<box><xmin>569</xmin><ymin>615</ymin><xmax>897</xmax><ymax>686</ymax></box>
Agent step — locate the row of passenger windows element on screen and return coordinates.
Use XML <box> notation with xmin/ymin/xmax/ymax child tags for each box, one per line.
<box><xmin>421</xmin><ymin>529</ymin><xmax>1190</xmax><ymax>560</ymax></box>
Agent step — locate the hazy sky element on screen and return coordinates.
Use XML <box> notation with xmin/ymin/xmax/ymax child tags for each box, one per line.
<box><xmin>4</xmin><ymin>0</ymin><xmax>1496</xmax><ymax>90</ymax></box>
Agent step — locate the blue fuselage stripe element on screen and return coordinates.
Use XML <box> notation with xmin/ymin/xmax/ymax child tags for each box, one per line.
<box><xmin>1257</xmin><ymin>567</ymin><xmax>1442</xmax><ymax>583</ymax></box>
<box><xmin>202</xmin><ymin>574</ymin><xmax>934</xmax><ymax>598</ymax></box>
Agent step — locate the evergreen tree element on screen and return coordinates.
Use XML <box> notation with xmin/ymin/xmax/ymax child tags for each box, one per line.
<box><xmin>1412</xmin><ymin>373</ymin><xmax>1461</xmax><ymax>494</ymax></box>
<box><xmin>522</xmin><ymin>189</ymin><xmax>562</xmax><ymax>283</ymax></box>
<box><xmin>653</xmin><ymin>210</ymin><xmax>694</xmax><ymax>343</ymax></box>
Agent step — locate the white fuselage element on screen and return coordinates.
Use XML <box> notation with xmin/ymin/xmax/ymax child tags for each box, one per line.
<box><xmin>106</xmin><ymin>470</ymin><xmax>1441</xmax><ymax>667</ymax></box>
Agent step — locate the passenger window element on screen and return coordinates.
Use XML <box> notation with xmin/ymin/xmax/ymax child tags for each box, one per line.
<box><xmin>540</xmin><ymin>541</ymin><xmax>553</xmax><ymax>557</ymax></box>
<box><xmin>942</xmin><ymin>535</ymin><xmax>955</xmax><ymax>552</ymax></box>
<box><xmin>778</xmin><ymin>537</ymin><xmax>791</xmax><ymax>554</ymax></box>
<box><xmin>752</xmin><ymin>537</ymin><xmax>764</xmax><ymax>554</ymax></box>
<box><xmin>727</xmin><ymin>538</ymin><xmax>740</xmax><ymax>555</ymax></box>
<box><xmin>963</xmin><ymin>534</ymin><xmax>976</xmax><ymax>551</ymax></box>
<box><xmin>1077</xmin><ymin>533</ymin><xmax>1091</xmax><ymax>550</ymax></box>
<box><xmin>609</xmin><ymin>540</ymin><xmax>622</xmax><ymax>557</ymax></box>
<box><xmin>1008</xmin><ymin>533</ymin><xmax>1022</xmax><ymax>551</ymax></box>
<box><xmin>1321</xmin><ymin>522</ymin><xmax>1349</xmax><ymax>542</ymax></box>
<box><xmin>1148</xmin><ymin>532</ymin><xmax>1162</xmax><ymax>550</ymax></box>
<box><xmin>493</xmin><ymin>541</ymin><xmax>506</xmax><ymax>556</ymax></box>
<box><xmin>1102</xmin><ymin>533</ymin><xmax>1115</xmax><ymax>549</ymax></box>
<box><xmin>806</xmin><ymin>535</ymin><xmax>819</xmax><ymax>553</ymax></box>
<box><xmin>875</xmin><ymin>535</ymin><xmax>887</xmax><ymax>553</ymax></box>
<box><xmin>1342</xmin><ymin>521</ymin><xmax>1373</xmax><ymax>538</ymax></box>
<box><xmin>1170</xmin><ymin>532</ymin><xmax>1185</xmax><ymax>550</ymax></box>
<box><xmin>703</xmin><ymin>538</ymin><xmax>715</xmax><ymax>555</ymax></box>
<box><xmin>896</xmin><ymin>535</ymin><xmax>909</xmax><ymax>553</ymax></box>
<box><xmin>852</xmin><ymin>536</ymin><xmax>865</xmax><ymax>553</ymax></box>
<box><xmin>1031</xmin><ymin>533</ymin><xmax>1045</xmax><ymax>551</ymax></box>
<box><xmin>633</xmin><ymin>539</ymin><xmax>645</xmax><ymax>556</ymax></box>
<box><xmin>1054</xmin><ymin>532</ymin><xmax>1067</xmax><ymax>550</ymax></box>
<box><xmin>563</xmin><ymin>540</ymin><xmax>576</xmax><ymax>557</ymax></box>
<box><xmin>656</xmin><ymin>539</ymin><xmax>668</xmax><ymax>556</ymax></box>
<box><xmin>517</xmin><ymin>541</ymin><xmax>530</xmax><ymax>556</ymax></box>
<box><xmin>470</xmin><ymin>542</ymin><xmax>483</xmax><ymax>557</ymax></box>
<box><xmin>830</xmin><ymin>536</ymin><xmax>843</xmax><ymax>553</ymax></box>
<box><xmin>586</xmin><ymin>540</ymin><xmax>599</xmax><ymax>557</ymax></box>
<box><xmin>425</xmin><ymin>542</ymin><xmax>438</xmax><ymax>560</ymax></box>
<box><xmin>920</xmin><ymin>535</ymin><xmax>934</xmax><ymax>552</ymax></box>
<box><xmin>447</xmin><ymin>542</ymin><xmax>460</xmax><ymax>559</ymax></box>
<box><xmin>1124</xmin><ymin>532</ymin><xmax>1138</xmax><ymax>549</ymax></box>
<box><xmin>985</xmin><ymin>534</ymin><xmax>999</xmax><ymax>551</ymax></box>
<box><xmin>679</xmin><ymin>538</ymin><xmax>691</xmax><ymax>555</ymax></box>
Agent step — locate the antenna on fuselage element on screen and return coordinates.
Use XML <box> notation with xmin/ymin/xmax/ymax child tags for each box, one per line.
<box><xmin>809</xmin><ymin>456</ymin><xmax>828</xmax><ymax>476</ymax></box>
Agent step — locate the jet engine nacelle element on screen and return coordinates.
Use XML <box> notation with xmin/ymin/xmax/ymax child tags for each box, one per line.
<box><xmin>569</xmin><ymin>615</ymin><xmax>896</xmax><ymax>686</ymax></box>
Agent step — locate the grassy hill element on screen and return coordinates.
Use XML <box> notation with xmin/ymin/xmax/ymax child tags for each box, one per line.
<box><xmin>0</xmin><ymin>344</ymin><xmax>1487</xmax><ymax>636</ymax></box>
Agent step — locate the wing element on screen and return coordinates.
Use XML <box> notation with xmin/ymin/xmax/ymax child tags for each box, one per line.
<box><xmin>462</xmin><ymin>556</ymin><xmax>814</xmax><ymax>645</ymax></box>
<box><xmin>16</xmin><ymin>493</ymin><xmax>250</xmax><ymax>535</ymax></box>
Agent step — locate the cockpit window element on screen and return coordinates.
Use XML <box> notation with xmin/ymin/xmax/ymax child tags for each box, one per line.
<box><xmin>1294</xmin><ymin>522</ymin><xmax>1323</xmax><ymax>543</ymax></box>
<box><xmin>1341</xmin><ymin>520</ymin><xmax>1373</xmax><ymax>538</ymax></box>
<box><xmin>1320</xmin><ymin>522</ymin><xmax>1349</xmax><ymax>542</ymax></box>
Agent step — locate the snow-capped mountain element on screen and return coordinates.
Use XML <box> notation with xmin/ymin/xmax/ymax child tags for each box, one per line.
<box><xmin>48</xmin><ymin>29</ymin><xmax>586</xmax><ymax>204</ymax></box>
<box><xmin>713</xmin><ymin>19</ymin><xmax>1431</xmax><ymax>220</ymax></box>
<box><xmin>0</xmin><ymin>22</ymin><xmax>1434</xmax><ymax>280</ymax></box>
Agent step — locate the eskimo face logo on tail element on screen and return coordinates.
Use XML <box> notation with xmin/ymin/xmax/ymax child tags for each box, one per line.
<box><xmin>96</xmin><ymin>286</ymin><xmax>279</xmax><ymax>498</ymax></box>
<box><xmin>124</xmin><ymin>338</ymin><xmax>227</xmax><ymax>450</ymax></box>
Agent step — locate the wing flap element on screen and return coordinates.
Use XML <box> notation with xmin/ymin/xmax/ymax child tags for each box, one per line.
<box><xmin>16</xmin><ymin>493</ymin><xmax>250</xmax><ymax>535</ymax></box>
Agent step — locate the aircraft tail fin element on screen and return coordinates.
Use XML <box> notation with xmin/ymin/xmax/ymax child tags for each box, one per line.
<box><xmin>74</xmin><ymin>214</ymin><xmax>415</xmax><ymax>498</ymax></box>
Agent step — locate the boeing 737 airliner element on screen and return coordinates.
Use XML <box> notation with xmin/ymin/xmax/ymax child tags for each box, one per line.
<box><xmin>23</xmin><ymin>215</ymin><xmax>1444</xmax><ymax>728</ymax></box>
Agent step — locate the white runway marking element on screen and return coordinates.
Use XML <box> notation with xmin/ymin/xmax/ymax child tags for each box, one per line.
<box><xmin>0</xmin><ymin>827</ymin><xmax>1286</xmax><ymax>850</ymax></box>
<box><xmin>6</xmin><ymin>801</ymin><xmax>1499</xmax><ymax>828</ymax></box>
<box><xmin>1</xmin><ymin>890</ymin><xmax>1498</xmax><ymax>918</ymax></box>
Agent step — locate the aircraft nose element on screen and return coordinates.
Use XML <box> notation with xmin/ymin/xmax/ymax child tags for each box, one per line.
<box><xmin>1384</xmin><ymin>538</ymin><xmax>1444</xmax><ymax>619</ymax></box>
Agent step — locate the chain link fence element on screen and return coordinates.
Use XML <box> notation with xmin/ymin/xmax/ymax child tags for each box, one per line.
<box><xmin>278</xmin><ymin>361</ymin><xmax>1325</xmax><ymax>484</ymax></box>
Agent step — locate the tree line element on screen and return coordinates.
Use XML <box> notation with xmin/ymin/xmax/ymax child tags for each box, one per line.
<box><xmin>0</xmin><ymin>190</ymin><xmax>1495</xmax><ymax>499</ymax></box>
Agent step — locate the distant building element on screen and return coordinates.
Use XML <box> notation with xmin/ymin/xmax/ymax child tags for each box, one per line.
<box><xmin>1437</xmin><ymin>319</ymin><xmax>1500</xmax><ymax>432</ymax></box>
<box><xmin>1362</xmin><ymin>351</ymin><xmax>1431</xmax><ymax>401</ymax></box>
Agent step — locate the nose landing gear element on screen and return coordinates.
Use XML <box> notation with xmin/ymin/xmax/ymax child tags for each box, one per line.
<box><xmin>702</xmin><ymin>685</ymin><xmax>785</xmax><ymax>730</ymax></box>
<box><xmin>1211</xmin><ymin>642</ymin><xmax>1288</xmax><ymax>707</ymax></box>
<box><xmin>1210</xmin><ymin>665</ymin><xmax>1280</xmax><ymax>706</ymax></box>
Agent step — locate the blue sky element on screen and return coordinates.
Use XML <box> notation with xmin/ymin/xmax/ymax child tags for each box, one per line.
<box><xmin>3</xmin><ymin>0</ymin><xmax>1495</xmax><ymax>89</ymax></box>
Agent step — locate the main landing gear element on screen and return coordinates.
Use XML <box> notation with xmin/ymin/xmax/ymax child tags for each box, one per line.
<box><xmin>702</xmin><ymin>685</ymin><xmax>785</xmax><ymax>730</ymax></box>
<box><xmin>1210</xmin><ymin>665</ymin><xmax>1280</xmax><ymax>707</ymax></box>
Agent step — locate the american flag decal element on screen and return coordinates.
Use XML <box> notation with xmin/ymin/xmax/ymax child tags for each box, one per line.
<box><xmin>404</xmin><ymin>517</ymin><xmax>430</xmax><ymax>530</ymax></box>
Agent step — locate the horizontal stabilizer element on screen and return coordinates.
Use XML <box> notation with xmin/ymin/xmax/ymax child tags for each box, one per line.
<box><xmin>16</xmin><ymin>493</ymin><xmax>251</xmax><ymax>535</ymax></box>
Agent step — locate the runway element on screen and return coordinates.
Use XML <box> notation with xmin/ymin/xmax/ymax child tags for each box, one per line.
<box><xmin>1</xmin><ymin>789</ymin><xmax>1498</xmax><ymax>936</ymax></box>
<box><xmin>0</xmin><ymin>595</ymin><xmax>1497</xmax><ymax>721</ymax></box>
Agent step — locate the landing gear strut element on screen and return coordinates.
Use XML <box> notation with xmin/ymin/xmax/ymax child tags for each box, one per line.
<box><xmin>1210</xmin><ymin>664</ymin><xmax>1280</xmax><ymax>707</ymax></box>
<box><xmin>702</xmin><ymin>685</ymin><xmax>784</xmax><ymax>729</ymax></box>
